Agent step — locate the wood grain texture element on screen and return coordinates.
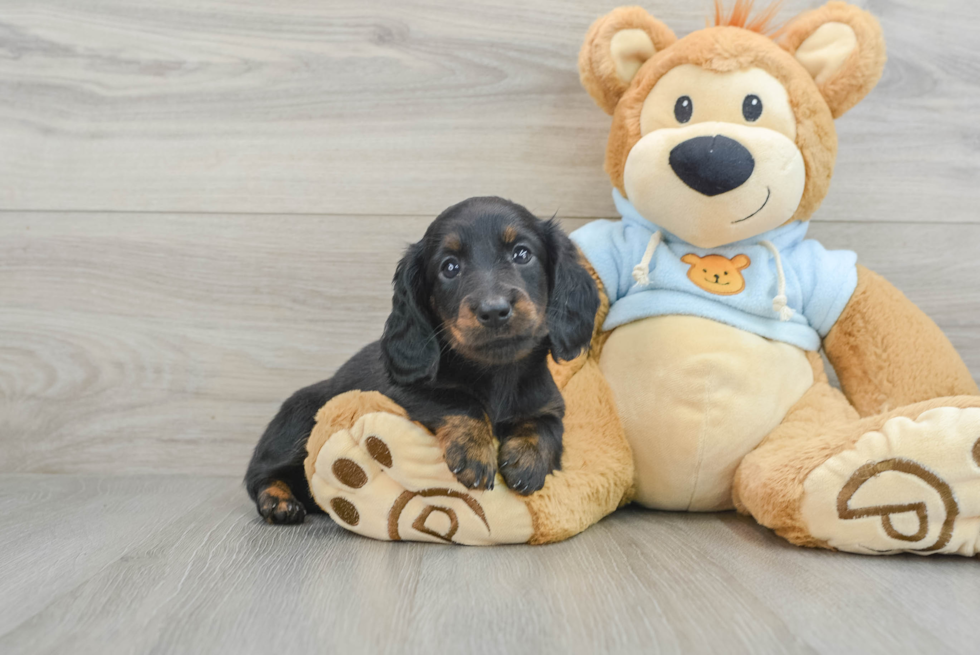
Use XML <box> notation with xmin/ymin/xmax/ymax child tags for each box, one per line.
<box><xmin>0</xmin><ymin>475</ymin><xmax>232</xmax><ymax>637</ymax></box>
<box><xmin>0</xmin><ymin>0</ymin><xmax>979</xmax><ymax>220</ymax></box>
<box><xmin>1</xmin><ymin>4</ymin><xmax>978</xmax><ymax>652</ymax></box>
<box><xmin>0</xmin><ymin>475</ymin><xmax>977</xmax><ymax>655</ymax></box>
<box><xmin>1</xmin><ymin>212</ymin><xmax>977</xmax><ymax>476</ymax></box>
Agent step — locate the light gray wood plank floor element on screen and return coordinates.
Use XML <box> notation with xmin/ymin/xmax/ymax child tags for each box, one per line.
<box><xmin>1</xmin><ymin>474</ymin><xmax>978</xmax><ymax>655</ymax></box>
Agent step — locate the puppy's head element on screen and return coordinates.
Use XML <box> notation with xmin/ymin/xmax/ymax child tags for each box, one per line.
<box><xmin>381</xmin><ymin>197</ymin><xmax>599</xmax><ymax>384</ymax></box>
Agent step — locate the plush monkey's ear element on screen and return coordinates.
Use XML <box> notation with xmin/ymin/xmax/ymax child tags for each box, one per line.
<box><xmin>380</xmin><ymin>242</ymin><xmax>440</xmax><ymax>385</ymax></box>
<box><xmin>780</xmin><ymin>1</ymin><xmax>886</xmax><ymax>118</ymax></box>
<box><xmin>579</xmin><ymin>7</ymin><xmax>677</xmax><ymax>115</ymax></box>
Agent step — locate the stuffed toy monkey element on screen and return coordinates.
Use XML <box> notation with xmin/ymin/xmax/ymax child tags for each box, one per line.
<box><xmin>305</xmin><ymin>1</ymin><xmax>980</xmax><ymax>555</ymax></box>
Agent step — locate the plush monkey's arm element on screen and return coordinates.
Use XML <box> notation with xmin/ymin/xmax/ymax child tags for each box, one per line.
<box><xmin>823</xmin><ymin>265</ymin><xmax>978</xmax><ymax>416</ymax></box>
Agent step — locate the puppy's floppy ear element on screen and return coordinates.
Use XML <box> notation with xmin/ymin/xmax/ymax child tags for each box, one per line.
<box><xmin>543</xmin><ymin>219</ymin><xmax>600</xmax><ymax>362</ymax></box>
<box><xmin>579</xmin><ymin>7</ymin><xmax>677</xmax><ymax>115</ymax></box>
<box><xmin>779</xmin><ymin>1</ymin><xmax>886</xmax><ymax>118</ymax></box>
<box><xmin>380</xmin><ymin>242</ymin><xmax>440</xmax><ymax>384</ymax></box>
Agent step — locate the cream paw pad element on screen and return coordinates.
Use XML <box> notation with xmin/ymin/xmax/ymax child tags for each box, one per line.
<box><xmin>308</xmin><ymin>410</ymin><xmax>533</xmax><ymax>545</ymax></box>
<box><xmin>801</xmin><ymin>407</ymin><xmax>980</xmax><ymax>556</ymax></box>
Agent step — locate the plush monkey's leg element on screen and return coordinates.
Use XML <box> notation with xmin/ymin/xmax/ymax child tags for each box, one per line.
<box><xmin>734</xmin><ymin>355</ymin><xmax>980</xmax><ymax>556</ymax></box>
<box><xmin>304</xmin><ymin>350</ymin><xmax>633</xmax><ymax>545</ymax></box>
<box><xmin>304</xmin><ymin>391</ymin><xmax>533</xmax><ymax>545</ymax></box>
<box><xmin>524</xmin><ymin>354</ymin><xmax>634</xmax><ymax>544</ymax></box>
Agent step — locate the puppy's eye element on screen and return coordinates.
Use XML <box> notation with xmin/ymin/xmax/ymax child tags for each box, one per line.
<box><xmin>440</xmin><ymin>257</ymin><xmax>460</xmax><ymax>279</ymax></box>
<box><xmin>512</xmin><ymin>246</ymin><xmax>532</xmax><ymax>265</ymax></box>
<box><xmin>742</xmin><ymin>94</ymin><xmax>762</xmax><ymax>122</ymax></box>
<box><xmin>674</xmin><ymin>96</ymin><xmax>693</xmax><ymax>123</ymax></box>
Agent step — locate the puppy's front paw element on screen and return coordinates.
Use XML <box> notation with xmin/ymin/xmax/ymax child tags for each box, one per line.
<box><xmin>257</xmin><ymin>481</ymin><xmax>307</xmax><ymax>525</ymax></box>
<box><xmin>499</xmin><ymin>435</ymin><xmax>560</xmax><ymax>496</ymax></box>
<box><xmin>444</xmin><ymin>440</ymin><xmax>498</xmax><ymax>491</ymax></box>
<box><xmin>436</xmin><ymin>416</ymin><xmax>497</xmax><ymax>491</ymax></box>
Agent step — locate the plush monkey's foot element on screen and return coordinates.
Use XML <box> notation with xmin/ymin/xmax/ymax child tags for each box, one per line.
<box><xmin>308</xmin><ymin>412</ymin><xmax>533</xmax><ymax>545</ymax></box>
<box><xmin>801</xmin><ymin>406</ymin><xmax>980</xmax><ymax>556</ymax></box>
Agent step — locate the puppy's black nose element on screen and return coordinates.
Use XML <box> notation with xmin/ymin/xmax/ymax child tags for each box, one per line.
<box><xmin>476</xmin><ymin>297</ymin><xmax>512</xmax><ymax>328</ymax></box>
<box><xmin>669</xmin><ymin>135</ymin><xmax>754</xmax><ymax>196</ymax></box>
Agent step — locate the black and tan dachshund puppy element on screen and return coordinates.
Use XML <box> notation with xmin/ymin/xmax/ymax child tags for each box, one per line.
<box><xmin>245</xmin><ymin>197</ymin><xmax>600</xmax><ymax>524</ymax></box>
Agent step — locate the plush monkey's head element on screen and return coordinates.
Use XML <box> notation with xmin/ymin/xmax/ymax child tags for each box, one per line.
<box><xmin>579</xmin><ymin>1</ymin><xmax>886</xmax><ymax>248</ymax></box>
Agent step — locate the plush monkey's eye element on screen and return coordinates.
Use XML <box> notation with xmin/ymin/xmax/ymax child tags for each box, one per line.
<box><xmin>512</xmin><ymin>246</ymin><xmax>533</xmax><ymax>265</ymax></box>
<box><xmin>674</xmin><ymin>96</ymin><xmax>693</xmax><ymax>123</ymax></box>
<box><xmin>440</xmin><ymin>257</ymin><xmax>460</xmax><ymax>279</ymax></box>
<box><xmin>742</xmin><ymin>95</ymin><xmax>763</xmax><ymax>122</ymax></box>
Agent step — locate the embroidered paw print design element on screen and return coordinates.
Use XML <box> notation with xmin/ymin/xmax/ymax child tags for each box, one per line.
<box><xmin>308</xmin><ymin>412</ymin><xmax>533</xmax><ymax>545</ymax></box>
<box><xmin>801</xmin><ymin>407</ymin><xmax>980</xmax><ymax>556</ymax></box>
<box><xmin>681</xmin><ymin>253</ymin><xmax>750</xmax><ymax>295</ymax></box>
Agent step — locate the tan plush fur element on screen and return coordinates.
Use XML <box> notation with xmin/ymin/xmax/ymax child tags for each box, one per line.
<box><xmin>779</xmin><ymin>1</ymin><xmax>887</xmax><ymax>118</ymax></box>
<box><xmin>604</xmin><ymin>27</ymin><xmax>838</xmax><ymax>224</ymax></box>
<box><xmin>824</xmin><ymin>266</ymin><xmax>980</xmax><ymax>416</ymax></box>
<box><xmin>580</xmin><ymin>3</ymin><xmax>886</xmax><ymax>225</ymax></box>
<box><xmin>529</xmin><ymin>351</ymin><xmax>634</xmax><ymax>544</ymax></box>
<box><xmin>733</xmin><ymin>384</ymin><xmax>980</xmax><ymax>549</ymax></box>
<box><xmin>303</xmin><ymin>390</ymin><xmax>411</xmax><ymax>482</ymax></box>
<box><xmin>528</xmin><ymin>264</ymin><xmax>634</xmax><ymax>543</ymax></box>
<box><xmin>578</xmin><ymin>7</ymin><xmax>677</xmax><ymax>116</ymax></box>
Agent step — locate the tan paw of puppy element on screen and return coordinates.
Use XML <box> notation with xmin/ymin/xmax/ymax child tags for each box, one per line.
<box><xmin>801</xmin><ymin>407</ymin><xmax>980</xmax><ymax>556</ymax></box>
<box><xmin>308</xmin><ymin>412</ymin><xmax>534</xmax><ymax>545</ymax></box>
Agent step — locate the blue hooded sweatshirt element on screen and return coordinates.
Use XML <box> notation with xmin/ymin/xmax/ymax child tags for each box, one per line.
<box><xmin>569</xmin><ymin>189</ymin><xmax>858</xmax><ymax>351</ymax></box>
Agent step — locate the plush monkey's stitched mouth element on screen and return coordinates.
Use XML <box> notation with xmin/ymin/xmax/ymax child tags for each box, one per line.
<box><xmin>703</xmin><ymin>279</ymin><xmax>730</xmax><ymax>285</ymax></box>
<box><xmin>731</xmin><ymin>187</ymin><xmax>771</xmax><ymax>224</ymax></box>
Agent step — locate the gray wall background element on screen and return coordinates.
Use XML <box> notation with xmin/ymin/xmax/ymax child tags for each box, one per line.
<box><xmin>2</xmin><ymin>0</ymin><xmax>978</xmax><ymax>476</ymax></box>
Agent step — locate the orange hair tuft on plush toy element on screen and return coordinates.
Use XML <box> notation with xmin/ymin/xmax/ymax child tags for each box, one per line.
<box><xmin>711</xmin><ymin>0</ymin><xmax>785</xmax><ymax>37</ymax></box>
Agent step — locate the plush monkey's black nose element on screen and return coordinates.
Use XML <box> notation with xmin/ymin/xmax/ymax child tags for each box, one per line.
<box><xmin>669</xmin><ymin>135</ymin><xmax>755</xmax><ymax>196</ymax></box>
<box><xmin>476</xmin><ymin>297</ymin><xmax>512</xmax><ymax>327</ymax></box>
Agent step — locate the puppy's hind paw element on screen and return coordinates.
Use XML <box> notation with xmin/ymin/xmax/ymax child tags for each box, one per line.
<box><xmin>256</xmin><ymin>481</ymin><xmax>307</xmax><ymax>525</ymax></box>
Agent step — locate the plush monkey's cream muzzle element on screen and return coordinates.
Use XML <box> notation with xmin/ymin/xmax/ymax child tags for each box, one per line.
<box><xmin>623</xmin><ymin>121</ymin><xmax>806</xmax><ymax>248</ymax></box>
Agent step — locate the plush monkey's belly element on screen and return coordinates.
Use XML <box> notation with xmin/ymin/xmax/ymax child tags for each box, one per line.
<box><xmin>599</xmin><ymin>315</ymin><xmax>814</xmax><ymax>511</ymax></box>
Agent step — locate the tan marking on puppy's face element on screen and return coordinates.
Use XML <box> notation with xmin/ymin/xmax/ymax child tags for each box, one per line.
<box><xmin>444</xmin><ymin>290</ymin><xmax>544</xmax><ymax>365</ymax></box>
<box><xmin>443</xmin><ymin>234</ymin><xmax>462</xmax><ymax>252</ymax></box>
<box><xmin>446</xmin><ymin>302</ymin><xmax>480</xmax><ymax>349</ymax></box>
<box><xmin>502</xmin><ymin>225</ymin><xmax>518</xmax><ymax>244</ymax></box>
<box><xmin>511</xmin><ymin>295</ymin><xmax>541</xmax><ymax>329</ymax></box>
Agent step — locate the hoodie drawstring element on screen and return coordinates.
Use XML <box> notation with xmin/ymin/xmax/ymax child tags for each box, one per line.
<box><xmin>631</xmin><ymin>231</ymin><xmax>662</xmax><ymax>286</ymax></box>
<box><xmin>759</xmin><ymin>240</ymin><xmax>795</xmax><ymax>321</ymax></box>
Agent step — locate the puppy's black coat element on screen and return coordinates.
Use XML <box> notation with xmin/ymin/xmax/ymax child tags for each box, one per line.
<box><xmin>245</xmin><ymin>197</ymin><xmax>599</xmax><ymax>524</ymax></box>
